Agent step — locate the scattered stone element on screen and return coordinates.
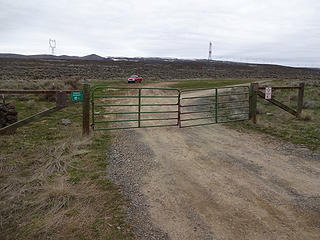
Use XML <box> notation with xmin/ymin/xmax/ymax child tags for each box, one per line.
<box><xmin>59</xmin><ymin>118</ymin><xmax>72</xmax><ymax>126</ymax></box>
<box><xmin>107</xmin><ymin>130</ymin><xmax>169</xmax><ymax>239</ymax></box>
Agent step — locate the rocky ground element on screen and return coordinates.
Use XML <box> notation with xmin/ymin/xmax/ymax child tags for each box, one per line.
<box><xmin>105</xmin><ymin>85</ymin><xmax>320</xmax><ymax>240</ymax></box>
<box><xmin>107</xmin><ymin>125</ymin><xmax>320</xmax><ymax>240</ymax></box>
<box><xmin>108</xmin><ymin>130</ymin><xmax>169</xmax><ymax>240</ymax></box>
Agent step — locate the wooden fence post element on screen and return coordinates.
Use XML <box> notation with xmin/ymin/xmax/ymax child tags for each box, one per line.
<box><xmin>297</xmin><ymin>82</ymin><xmax>305</xmax><ymax>117</ymax></box>
<box><xmin>249</xmin><ymin>83</ymin><xmax>253</xmax><ymax>120</ymax></box>
<box><xmin>82</xmin><ymin>83</ymin><xmax>90</xmax><ymax>136</ymax></box>
<box><xmin>56</xmin><ymin>91</ymin><xmax>67</xmax><ymax>108</ymax></box>
<box><xmin>249</xmin><ymin>83</ymin><xmax>258</xmax><ymax>124</ymax></box>
<box><xmin>249</xmin><ymin>83</ymin><xmax>259</xmax><ymax>124</ymax></box>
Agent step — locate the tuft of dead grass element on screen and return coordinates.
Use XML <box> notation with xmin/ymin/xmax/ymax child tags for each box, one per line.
<box><xmin>301</xmin><ymin>113</ymin><xmax>313</xmax><ymax>121</ymax></box>
<box><xmin>0</xmin><ymin>101</ymin><xmax>132</xmax><ymax>239</ymax></box>
<box><xmin>42</xmin><ymin>143</ymin><xmax>71</xmax><ymax>175</ymax></box>
<box><xmin>228</xmin><ymin>79</ymin><xmax>320</xmax><ymax>150</ymax></box>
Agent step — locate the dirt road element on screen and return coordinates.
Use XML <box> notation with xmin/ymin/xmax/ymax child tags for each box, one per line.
<box><xmin>107</xmin><ymin>85</ymin><xmax>320</xmax><ymax>240</ymax></box>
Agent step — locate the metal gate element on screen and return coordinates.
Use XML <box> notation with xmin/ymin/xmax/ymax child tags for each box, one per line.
<box><xmin>91</xmin><ymin>85</ymin><xmax>249</xmax><ymax>131</ymax></box>
<box><xmin>179</xmin><ymin>86</ymin><xmax>249</xmax><ymax>128</ymax></box>
<box><xmin>91</xmin><ymin>86</ymin><xmax>180</xmax><ymax>130</ymax></box>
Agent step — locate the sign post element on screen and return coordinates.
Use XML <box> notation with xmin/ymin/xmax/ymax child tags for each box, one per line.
<box><xmin>82</xmin><ymin>84</ymin><xmax>90</xmax><ymax>136</ymax></box>
<box><xmin>249</xmin><ymin>83</ymin><xmax>258</xmax><ymax>124</ymax></box>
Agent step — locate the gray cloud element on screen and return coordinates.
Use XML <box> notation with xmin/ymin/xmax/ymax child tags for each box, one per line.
<box><xmin>0</xmin><ymin>0</ymin><xmax>319</xmax><ymax>67</ymax></box>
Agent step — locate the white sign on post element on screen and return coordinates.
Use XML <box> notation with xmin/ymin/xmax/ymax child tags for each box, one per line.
<box><xmin>265</xmin><ymin>87</ymin><xmax>272</xmax><ymax>100</ymax></box>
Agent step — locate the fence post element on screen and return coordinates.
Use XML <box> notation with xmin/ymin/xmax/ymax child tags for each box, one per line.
<box><xmin>215</xmin><ymin>88</ymin><xmax>218</xmax><ymax>123</ymax></box>
<box><xmin>178</xmin><ymin>91</ymin><xmax>181</xmax><ymax>128</ymax></box>
<box><xmin>138</xmin><ymin>88</ymin><xmax>141</xmax><ymax>128</ymax></box>
<box><xmin>82</xmin><ymin>83</ymin><xmax>90</xmax><ymax>136</ymax></box>
<box><xmin>249</xmin><ymin>83</ymin><xmax>258</xmax><ymax>124</ymax></box>
<box><xmin>249</xmin><ymin>83</ymin><xmax>254</xmax><ymax>120</ymax></box>
<box><xmin>56</xmin><ymin>91</ymin><xmax>67</xmax><ymax>108</ymax></box>
<box><xmin>297</xmin><ymin>82</ymin><xmax>304</xmax><ymax>117</ymax></box>
<box><xmin>91</xmin><ymin>88</ymin><xmax>95</xmax><ymax>130</ymax></box>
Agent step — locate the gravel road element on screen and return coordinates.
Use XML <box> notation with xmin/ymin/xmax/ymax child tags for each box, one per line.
<box><xmin>106</xmin><ymin>85</ymin><xmax>320</xmax><ymax>240</ymax></box>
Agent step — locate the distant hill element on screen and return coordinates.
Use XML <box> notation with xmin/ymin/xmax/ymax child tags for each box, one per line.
<box><xmin>1</xmin><ymin>53</ymin><xmax>319</xmax><ymax>81</ymax></box>
<box><xmin>0</xmin><ymin>53</ymin><xmax>188</xmax><ymax>63</ymax></box>
<box><xmin>81</xmin><ymin>54</ymin><xmax>107</xmax><ymax>61</ymax></box>
<box><xmin>0</xmin><ymin>53</ymin><xmax>318</xmax><ymax>71</ymax></box>
<box><xmin>0</xmin><ymin>53</ymin><xmax>111</xmax><ymax>61</ymax></box>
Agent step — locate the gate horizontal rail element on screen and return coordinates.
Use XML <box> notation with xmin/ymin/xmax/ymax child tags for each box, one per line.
<box><xmin>91</xmin><ymin>86</ymin><xmax>180</xmax><ymax>131</ymax></box>
<box><xmin>91</xmin><ymin>85</ymin><xmax>250</xmax><ymax>131</ymax></box>
<box><xmin>179</xmin><ymin>86</ymin><xmax>249</xmax><ymax>128</ymax></box>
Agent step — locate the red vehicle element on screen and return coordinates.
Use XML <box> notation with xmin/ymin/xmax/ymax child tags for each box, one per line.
<box><xmin>128</xmin><ymin>75</ymin><xmax>143</xmax><ymax>83</ymax></box>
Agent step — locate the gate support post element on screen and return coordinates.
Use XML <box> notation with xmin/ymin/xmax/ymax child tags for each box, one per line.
<box><xmin>215</xmin><ymin>88</ymin><xmax>218</xmax><ymax>123</ymax></box>
<box><xmin>82</xmin><ymin>83</ymin><xmax>90</xmax><ymax>136</ymax></box>
<box><xmin>178</xmin><ymin>91</ymin><xmax>181</xmax><ymax>128</ymax></box>
<box><xmin>138</xmin><ymin>88</ymin><xmax>141</xmax><ymax>128</ymax></box>
<box><xmin>297</xmin><ymin>82</ymin><xmax>304</xmax><ymax>117</ymax></box>
<box><xmin>249</xmin><ymin>83</ymin><xmax>258</xmax><ymax>124</ymax></box>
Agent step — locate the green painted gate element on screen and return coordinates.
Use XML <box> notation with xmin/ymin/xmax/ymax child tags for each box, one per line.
<box><xmin>91</xmin><ymin>86</ymin><xmax>180</xmax><ymax>130</ymax></box>
<box><xmin>179</xmin><ymin>86</ymin><xmax>249</xmax><ymax>128</ymax></box>
<box><xmin>91</xmin><ymin>85</ymin><xmax>249</xmax><ymax>130</ymax></box>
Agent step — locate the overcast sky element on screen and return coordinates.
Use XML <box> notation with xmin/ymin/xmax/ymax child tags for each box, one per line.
<box><xmin>1</xmin><ymin>0</ymin><xmax>319</xmax><ymax>67</ymax></box>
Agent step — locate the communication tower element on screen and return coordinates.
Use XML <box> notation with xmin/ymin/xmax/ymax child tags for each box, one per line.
<box><xmin>208</xmin><ymin>42</ymin><xmax>212</xmax><ymax>61</ymax></box>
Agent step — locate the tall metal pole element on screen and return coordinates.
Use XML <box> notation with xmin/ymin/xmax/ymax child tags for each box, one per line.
<box><xmin>208</xmin><ymin>42</ymin><xmax>212</xmax><ymax>61</ymax></box>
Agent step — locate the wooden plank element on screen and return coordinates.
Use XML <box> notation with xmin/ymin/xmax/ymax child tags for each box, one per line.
<box><xmin>0</xmin><ymin>106</ymin><xmax>64</xmax><ymax>134</ymax></box>
<box><xmin>256</xmin><ymin>90</ymin><xmax>298</xmax><ymax>117</ymax></box>
<box><xmin>0</xmin><ymin>91</ymin><xmax>69</xmax><ymax>134</ymax></box>
<box><xmin>0</xmin><ymin>90</ymin><xmax>77</xmax><ymax>94</ymax></box>
<box><xmin>297</xmin><ymin>83</ymin><xmax>305</xmax><ymax>116</ymax></box>
<box><xmin>258</xmin><ymin>86</ymin><xmax>300</xmax><ymax>90</ymax></box>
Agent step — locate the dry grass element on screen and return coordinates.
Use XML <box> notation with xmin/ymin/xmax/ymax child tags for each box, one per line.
<box><xmin>229</xmin><ymin>79</ymin><xmax>320</xmax><ymax>150</ymax></box>
<box><xmin>0</xmin><ymin>99</ymin><xmax>132</xmax><ymax>239</ymax></box>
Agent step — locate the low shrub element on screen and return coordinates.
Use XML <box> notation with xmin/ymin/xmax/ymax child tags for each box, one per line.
<box><xmin>303</xmin><ymin>100</ymin><xmax>317</xmax><ymax>109</ymax></box>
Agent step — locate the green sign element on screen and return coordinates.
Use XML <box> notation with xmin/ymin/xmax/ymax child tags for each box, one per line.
<box><xmin>71</xmin><ymin>91</ymin><xmax>83</xmax><ymax>101</ymax></box>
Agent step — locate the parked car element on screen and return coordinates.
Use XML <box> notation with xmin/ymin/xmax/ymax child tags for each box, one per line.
<box><xmin>128</xmin><ymin>75</ymin><xmax>143</xmax><ymax>83</ymax></box>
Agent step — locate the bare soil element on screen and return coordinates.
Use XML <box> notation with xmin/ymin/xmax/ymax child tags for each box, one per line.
<box><xmin>135</xmin><ymin>125</ymin><xmax>320</xmax><ymax>240</ymax></box>
<box><xmin>107</xmin><ymin>83</ymin><xmax>320</xmax><ymax>240</ymax></box>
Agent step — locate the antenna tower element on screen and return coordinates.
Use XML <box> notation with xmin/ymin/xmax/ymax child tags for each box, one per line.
<box><xmin>208</xmin><ymin>41</ymin><xmax>212</xmax><ymax>61</ymax></box>
<box><xmin>49</xmin><ymin>39</ymin><xmax>56</xmax><ymax>55</ymax></box>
